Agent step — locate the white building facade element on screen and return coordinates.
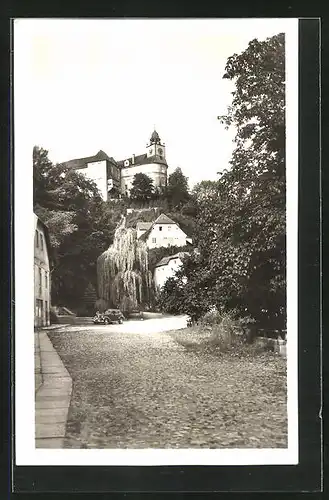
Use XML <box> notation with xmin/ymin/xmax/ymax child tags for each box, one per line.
<box><xmin>62</xmin><ymin>130</ymin><xmax>168</xmax><ymax>200</ymax></box>
<box><xmin>154</xmin><ymin>252</ymin><xmax>188</xmax><ymax>290</ymax></box>
<box><xmin>138</xmin><ymin>214</ymin><xmax>190</xmax><ymax>249</ymax></box>
<box><xmin>34</xmin><ymin>214</ymin><xmax>51</xmax><ymax>327</ymax></box>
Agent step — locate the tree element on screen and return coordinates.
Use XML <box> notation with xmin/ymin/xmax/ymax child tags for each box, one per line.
<box><xmin>160</xmin><ymin>33</ymin><xmax>286</xmax><ymax>329</ymax></box>
<box><xmin>97</xmin><ymin>218</ymin><xmax>153</xmax><ymax>313</ymax></box>
<box><xmin>214</xmin><ymin>33</ymin><xmax>286</xmax><ymax>329</ymax></box>
<box><xmin>192</xmin><ymin>180</ymin><xmax>219</xmax><ymax>204</ymax></box>
<box><xmin>33</xmin><ymin>147</ymin><xmax>121</xmax><ymax>309</ymax></box>
<box><xmin>130</xmin><ymin>173</ymin><xmax>154</xmax><ymax>201</ymax></box>
<box><xmin>167</xmin><ymin>167</ymin><xmax>190</xmax><ymax>208</ymax></box>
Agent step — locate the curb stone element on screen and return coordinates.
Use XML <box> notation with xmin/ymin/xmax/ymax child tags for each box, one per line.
<box><xmin>35</xmin><ymin>331</ymin><xmax>72</xmax><ymax>448</ymax></box>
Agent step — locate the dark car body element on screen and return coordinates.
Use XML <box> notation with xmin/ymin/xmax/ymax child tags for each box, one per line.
<box><xmin>93</xmin><ymin>309</ymin><xmax>125</xmax><ymax>325</ymax></box>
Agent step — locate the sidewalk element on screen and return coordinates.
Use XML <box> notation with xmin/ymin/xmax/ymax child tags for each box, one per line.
<box><xmin>35</xmin><ymin>327</ymin><xmax>72</xmax><ymax>448</ymax></box>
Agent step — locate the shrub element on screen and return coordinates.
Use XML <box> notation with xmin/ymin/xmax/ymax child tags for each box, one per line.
<box><xmin>200</xmin><ymin>308</ymin><xmax>255</xmax><ymax>333</ymax></box>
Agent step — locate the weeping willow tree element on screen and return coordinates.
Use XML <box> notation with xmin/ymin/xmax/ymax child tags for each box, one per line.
<box><xmin>97</xmin><ymin>217</ymin><xmax>154</xmax><ymax>313</ymax></box>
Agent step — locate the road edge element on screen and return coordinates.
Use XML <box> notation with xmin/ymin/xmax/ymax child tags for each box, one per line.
<box><xmin>35</xmin><ymin>329</ymin><xmax>72</xmax><ymax>448</ymax></box>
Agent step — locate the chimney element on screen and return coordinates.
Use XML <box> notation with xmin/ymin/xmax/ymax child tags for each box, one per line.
<box><xmin>132</xmin><ymin>154</ymin><xmax>135</xmax><ymax>164</ymax></box>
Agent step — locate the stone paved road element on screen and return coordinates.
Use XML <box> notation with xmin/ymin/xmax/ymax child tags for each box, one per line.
<box><xmin>48</xmin><ymin>316</ymin><xmax>287</xmax><ymax>449</ymax></box>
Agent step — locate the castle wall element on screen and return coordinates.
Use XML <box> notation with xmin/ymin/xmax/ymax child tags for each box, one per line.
<box><xmin>121</xmin><ymin>163</ymin><xmax>167</xmax><ymax>195</ymax></box>
<box><xmin>76</xmin><ymin>160</ymin><xmax>108</xmax><ymax>201</ymax></box>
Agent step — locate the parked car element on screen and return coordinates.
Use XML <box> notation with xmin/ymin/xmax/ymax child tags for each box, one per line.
<box><xmin>93</xmin><ymin>309</ymin><xmax>125</xmax><ymax>325</ymax></box>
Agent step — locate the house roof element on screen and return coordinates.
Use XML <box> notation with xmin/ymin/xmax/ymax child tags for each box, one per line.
<box><xmin>155</xmin><ymin>252</ymin><xmax>189</xmax><ymax>268</ymax></box>
<box><xmin>136</xmin><ymin>222</ymin><xmax>153</xmax><ymax>231</ymax></box>
<box><xmin>153</xmin><ymin>213</ymin><xmax>176</xmax><ymax>225</ymax></box>
<box><xmin>61</xmin><ymin>150</ymin><xmax>117</xmax><ymax>170</ymax></box>
<box><xmin>138</xmin><ymin>213</ymin><xmax>181</xmax><ymax>242</ymax></box>
<box><xmin>117</xmin><ymin>154</ymin><xmax>168</xmax><ymax>168</ymax></box>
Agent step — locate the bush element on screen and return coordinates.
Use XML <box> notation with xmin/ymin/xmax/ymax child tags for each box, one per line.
<box><xmin>156</xmin><ymin>277</ymin><xmax>184</xmax><ymax>315</ymax></box>
<box><xmin>197</xmin><ymin>309</ymin><xmax>259</xmax><ymax>349</ymax></box>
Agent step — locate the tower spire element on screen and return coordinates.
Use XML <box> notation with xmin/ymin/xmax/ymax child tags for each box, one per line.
<box><xmin>150</xmin><ymin>128</ymin><xmax>161</xmax><ymax>145</ymax></box>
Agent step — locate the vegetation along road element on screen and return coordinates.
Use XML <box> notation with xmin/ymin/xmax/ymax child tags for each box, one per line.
<box><xmin>48</xmin><ymin>316</ymin><xmax>287</xmax><ymax>449</ymax></box>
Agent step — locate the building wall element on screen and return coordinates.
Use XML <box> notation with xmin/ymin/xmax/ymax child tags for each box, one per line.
<box><xmin>121</xmin><ymin>163</ymin><xmax>167</xmax><ymax>196</ymax></box>
<box><xmin>145</xmin><ymin>223</ymin><xmax>188</xmax><ymax>249</ymax></box>
<box><xmin>34</xmin><ymin>217</ymin><xmax>51</xmax><ymax>327</ymax></box>
<box><xmin>154</xmin><ymin>257</ymin><xmax>183</xmax><ymax>289</ymax></box>
<box><xmin>76</xmin><ymin>160</ymin><xmax>108</xmax><ymax>201</ymax></box>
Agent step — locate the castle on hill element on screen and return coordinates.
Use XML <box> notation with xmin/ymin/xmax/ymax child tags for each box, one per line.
<box><xmin>61</xmin><ymin>129</ymin><xmax>168</xmax><ymax>201</ymax></box>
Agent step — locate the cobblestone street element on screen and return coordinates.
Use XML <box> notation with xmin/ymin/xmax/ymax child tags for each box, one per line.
<box><xmin>48</xmin><ymin>318</ymin><xmax>287</xmax><ymax>449</ymax></box>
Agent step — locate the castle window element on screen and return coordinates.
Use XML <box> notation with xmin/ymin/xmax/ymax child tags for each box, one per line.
<box><xmin>152</xmin><ymin>238</ymin><xmax>156</xmax><ymax>244</ymax></box>
<box><xmin>35</xmin><ymin>230</ymin><xmax>39</xmax><ymax>248</ymax></box>
<box><xmin>40</xmin><ymin>233</ymin><xmax>44</xmax><ymax>251</ymax></box>
<box><xmin>168</xmin><ymin>226</ymin><xmax>171</xmax><ymax>231</ymax></box>
<box><xmin>159</xmin><ymin>226</ymin><xmax>162</xmax><ymax>231</ymax></box>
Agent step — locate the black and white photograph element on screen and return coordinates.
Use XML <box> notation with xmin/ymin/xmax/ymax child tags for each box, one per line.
<box><xmin>14</xmin><ymin>18</ymin><xmax>299</xmax><ymax>467</ymax></box>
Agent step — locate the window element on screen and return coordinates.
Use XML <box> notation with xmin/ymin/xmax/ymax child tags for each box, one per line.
<box><xmin>152</xmin><ymin>238</ymin><xmax>156</xmax><ymax>244</ymax></box>
<box><xmin>38</xmin><ymin>268</ymin><xmax>42</xmax><ymax>296</ymax></box>
<box><xmin>35</xmin><ymin>299</ymin><xmax>43</xmax><ymax>320</ymax></box>
<box><xmin>40</xmin><ymin>233</ymin><xmax>44</xmax><ymax>250</ymax></box>
<box><xmin>45</xmin><ymin>272</ymin><xmax>48</xmax><ymax>289</ymax></box>
<box><xmin>168</xmin><ymin>226</ymin><xmax>171</xmax><ymax>231</ymax></box>
<box><xmin>35</xmin><ymin>230</ymin><xmax>39</xmax><ymax>247</ymax></box>
<box><xmin>159</xmin><ymin>226</ymin><xmax>162</xmax><ymax>231</ymax></box>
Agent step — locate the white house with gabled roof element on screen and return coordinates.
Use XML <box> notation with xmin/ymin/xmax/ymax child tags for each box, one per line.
<box><xmin>138</xmin><ymin>213</ymin><xmax>191</xmax><ymax>249</ymax></box>
<box><xmin>154</xmin><ymin>252</ymin><xmax>189</xmax><ymax>289</ymax></box>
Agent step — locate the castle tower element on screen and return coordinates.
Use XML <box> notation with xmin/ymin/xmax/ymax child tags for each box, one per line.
<box><xmin>146</xmin><ymin>129</ymin><xmax>166</xmax><ymax>160</ymax></box>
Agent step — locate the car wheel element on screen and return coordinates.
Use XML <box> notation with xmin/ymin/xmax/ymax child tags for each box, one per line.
<box><xmin>104</xmin><ymin>317</ymin><xmax>110</xmax><ymax>325</ymax></box>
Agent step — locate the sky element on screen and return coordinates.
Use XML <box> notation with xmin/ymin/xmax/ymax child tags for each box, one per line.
<box><xmin>15</xmin><ymin>18</ymin><xmax>295</xmax><ymax>187</ymax></box>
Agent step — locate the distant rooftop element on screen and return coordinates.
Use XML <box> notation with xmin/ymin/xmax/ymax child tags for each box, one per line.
<box><xmin>138</xmin><ymin>213</ymin><xmax>179</xmax><ymax>241</ymax></box>
<box><xmin>155</xmin><ymin>252</ymin><xmax>189</xmax><ymax>268</ymax></box>
<box><xmin>153</xmin><ymin>214</ymin><xmax>176</xmax><ymax>225</ymax></box>
<box><xmin>61</xmin><ymin>150</ymin><xmax>117</xmax><ymax>170</ymax></box>
<box><xmin>136</xmin><ymin>222</ymin><xmax>153</xmax><ymax>231</ymax></box>
<box><xmin>117</xmin><ymin>153</ymin><xmax>167</xmax><ymax>168</ymax></box>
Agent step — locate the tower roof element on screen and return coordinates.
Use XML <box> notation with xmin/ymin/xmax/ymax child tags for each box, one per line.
<box><xmin>150</xmin><ymin>129</ymin><xmax>161</xmax><ymax>145</ymax></box>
